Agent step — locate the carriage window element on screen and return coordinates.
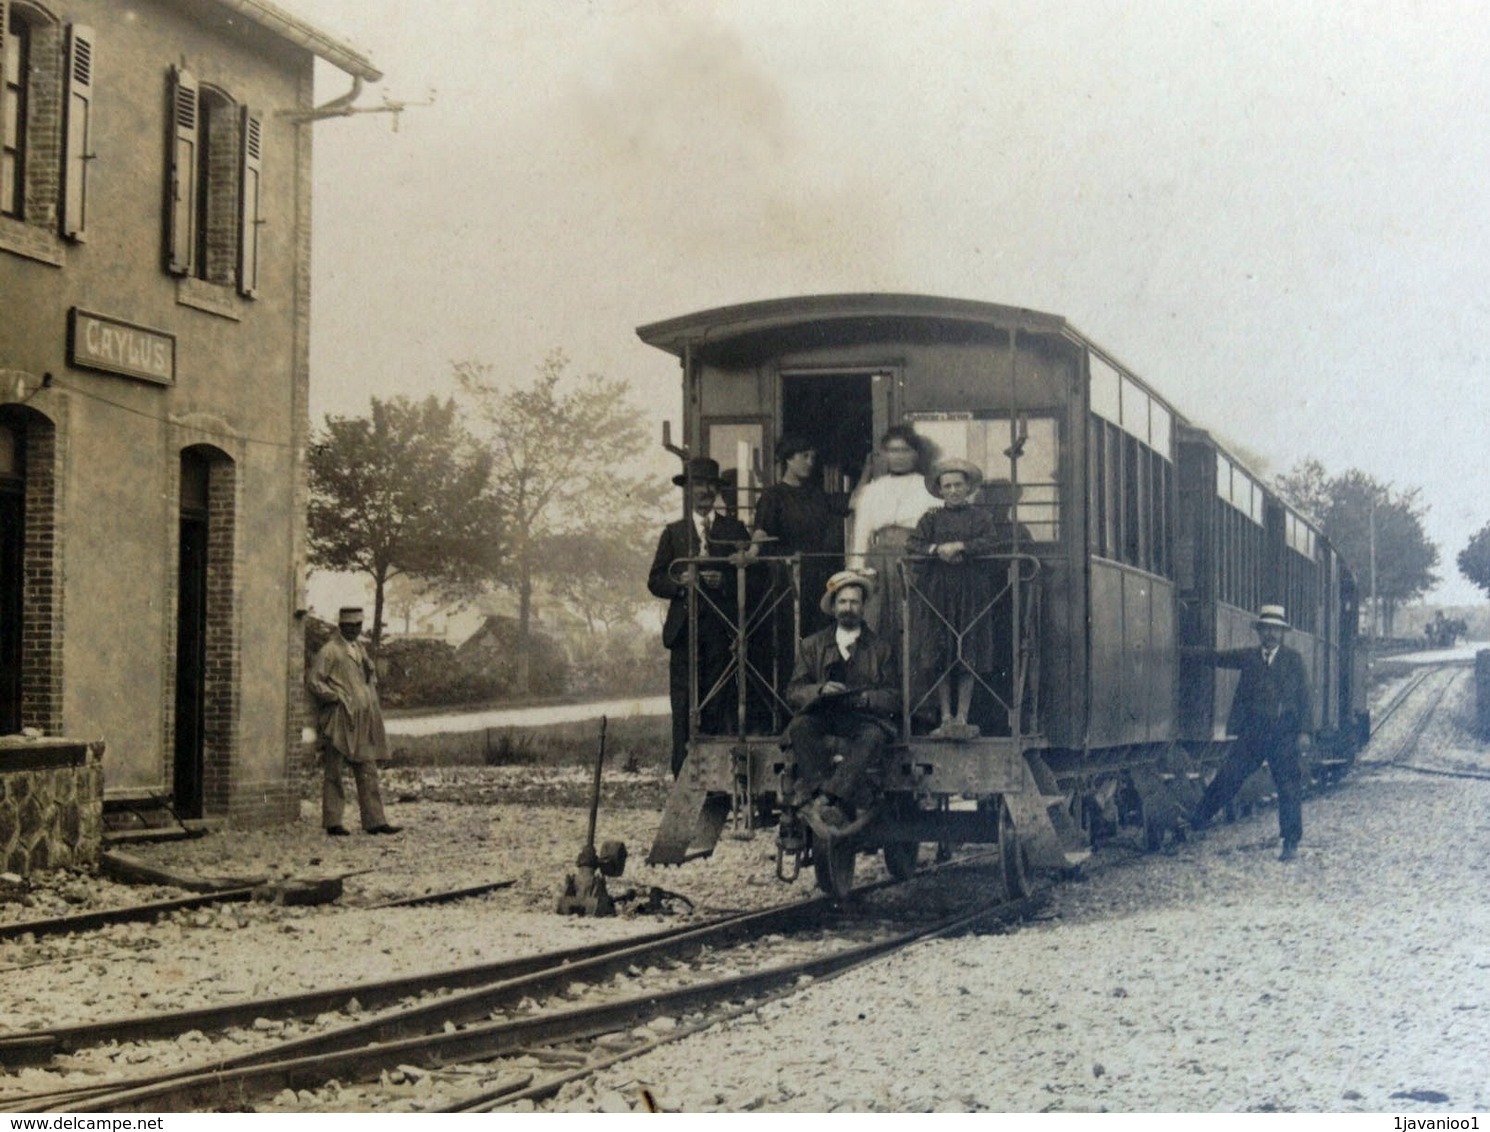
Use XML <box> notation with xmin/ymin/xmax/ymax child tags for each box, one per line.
<box><xmin>1088</xmin><ymin>413</ymin><xmax>1173</xmax><ymax>577</ymax></box>
<box><xmin>705</xmin><ymin>420</ymin><xmax>764</xmax><ymax>524</ymax></box>
<box><xmin>908</xmin><ymin>413</ymin><xmax>1060</xmax><ymax>542</ymax></box>
<box><xmin>1216</xmin><ymin>456</ymin><xmax>1264</xmax><ymax>612</ymax></box>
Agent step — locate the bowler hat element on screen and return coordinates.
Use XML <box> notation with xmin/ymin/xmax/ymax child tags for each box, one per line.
<box><xmin>819</xmin><ymin>569</ymin><xmax>876</xmax><ymax>615</ymax></box>
<box><xmin>672</xmin><ymin>456</ymin><xmax>724</xmax><ymax>487</ymax></box>
<box><xmin>1255</xmin><ymin>604</ymin><xmax>1290</xmax><ymax>629</ymax></box>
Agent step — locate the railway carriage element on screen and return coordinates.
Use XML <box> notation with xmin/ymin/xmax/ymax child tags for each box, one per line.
<box><xmin>639</xmin><ymin>294</ymin><xmax>1366</xmax><ymax>896</ymax></box>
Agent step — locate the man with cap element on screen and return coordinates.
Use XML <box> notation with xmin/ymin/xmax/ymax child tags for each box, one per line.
<box><xmin>1185</xmin><ymin>604</ymin><xmax>1313</xmax><ymax>860</ymax></box>
<box><xmin>306</xmin><ymin>607</ymin><xmax>402</xmax><ymax>836</ymax></box>
<box><xmin>784</xmin><ymin>570</ymin><xmax>900</xmax><ymax>832</ymax></box>
<box><xmin>648</xmin><ymin>457</ymin><xmax>756</xmax><ymax>777</ymax></box>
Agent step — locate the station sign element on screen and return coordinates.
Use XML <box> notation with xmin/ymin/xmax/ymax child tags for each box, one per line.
<box><xmin>67</xmin><ymin>308</ymin><xmax>176</xmax><ymax>386</ymax></box>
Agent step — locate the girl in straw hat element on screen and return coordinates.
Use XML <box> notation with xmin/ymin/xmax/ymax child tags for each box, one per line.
<box><xmin>908</xmin><ymin>459</ymin><xmax>1000</xmax><ymax>738</ymax></box>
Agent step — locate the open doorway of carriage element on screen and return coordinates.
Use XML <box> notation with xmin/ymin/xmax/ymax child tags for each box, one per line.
<box><xmin>174</xmin><ymin>446</ymin><xmax>236</xmax><ymax>820</ymax></box>
<box><xmin>777</xmin><ymin>371</ymin><xmax>879</xmax><ymax>540</ymax></box>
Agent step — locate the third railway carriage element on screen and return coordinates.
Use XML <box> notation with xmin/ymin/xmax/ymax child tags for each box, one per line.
<box><xmin>640</xmin><ymin>294</ymin><xmax>1367</xmax><ymax>896</ymax></box>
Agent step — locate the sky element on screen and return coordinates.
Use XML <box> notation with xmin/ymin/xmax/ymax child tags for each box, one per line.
<box><xmin>286</xmin><ymin>0</ymin><xmax>1490</xmax><ymax>605</ymax></box>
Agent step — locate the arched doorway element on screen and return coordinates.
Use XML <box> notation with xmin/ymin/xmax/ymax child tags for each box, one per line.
<box><xmin>0</xmin><ymin>414</ymin><xmax>23</xmax><ymax>734</ymax></box>
<box><xmin>173</xmin><ymin>448</ymin><xmax>210</xmax><ymax>815</ymax></box>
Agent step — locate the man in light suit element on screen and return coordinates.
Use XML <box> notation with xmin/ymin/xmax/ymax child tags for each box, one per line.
<box><xmin>1187</xmin><ymin>604</ymin><xmax>1313</xmax><ymax>860</ymax></box>
<box><xmin>648</xmin><ymin>457</ymin><xmax>754</xmax><ymax>777</ymax></box>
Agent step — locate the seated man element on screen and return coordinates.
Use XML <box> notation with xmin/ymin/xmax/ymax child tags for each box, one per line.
<box><xmin>785</xmin><ymin>570</ymin><xmax>901</xmax><ymax>831</ymax></box>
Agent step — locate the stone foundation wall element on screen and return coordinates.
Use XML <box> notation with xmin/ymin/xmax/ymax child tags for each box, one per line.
<box><xmin>0</xmin><ymin>739</ymin><xmax>103</xmax><ymax>874</ymax></box>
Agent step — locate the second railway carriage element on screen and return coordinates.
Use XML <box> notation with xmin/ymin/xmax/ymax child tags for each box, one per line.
<box><xmin>639</xmin><ymin>294</ymin><xmax>1366</xmax><ymax>896</ymax></box>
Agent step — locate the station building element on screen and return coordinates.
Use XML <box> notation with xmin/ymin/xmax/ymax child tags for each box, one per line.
<box><xmin>0</xmin><ymin>0</ymin><xmax>379</xmax><ymax>865</ymax></box>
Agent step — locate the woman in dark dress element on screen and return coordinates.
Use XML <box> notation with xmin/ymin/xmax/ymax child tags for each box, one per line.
<box><xmin>908</xmin><ymin>459</ymin><xmax>999</xmax><ymax>738</ymax></box>
<box><xmin>753</xmin><ymin>437</ymin><xmax>842</xmax><ymax>686</ymax></box>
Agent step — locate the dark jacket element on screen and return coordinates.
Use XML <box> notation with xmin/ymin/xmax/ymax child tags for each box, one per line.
<box><xmin>648</xmin><ymin>512</ymin><xmax>753</xmax><ymax>650</ymax></box>
<box><xmin>1202</xmin><ymin>645</ymin><xmax>1314</xmax><ymax>739</ymax></box>
<box><xmin>786</xmin><ymin>623</ymin><xmax>900</xmax><ymax>727</ymax></box>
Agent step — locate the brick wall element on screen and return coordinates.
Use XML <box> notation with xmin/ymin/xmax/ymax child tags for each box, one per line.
<box><xmin>20</xmin><ymin>408</ymin><xmax>61</xmax><ymax>736</ymax></box>
<box><xmin>202</xmin><ymin>453</ymin><xmax>238</xmax><ymax>814</ymax></box>
<box><xmin>20</xmin><ymin>16</ymin><xmax>62</xmax><ymax>232</ymax></box>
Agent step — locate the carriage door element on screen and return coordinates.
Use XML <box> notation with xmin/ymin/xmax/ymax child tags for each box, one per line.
<box><xmin>0</xmin><ymin>417</ymin><xmax>23</xmax><ymax>735</ymax></box>
<box><xmin>174</xmin><ymin>451</ymin><xmax>210</xmax><ymax>818</ymax></box>
<box><xmin>779</xmin><ymin>370</ymin><xmax>891</xmax><ymax>535</ymax></box>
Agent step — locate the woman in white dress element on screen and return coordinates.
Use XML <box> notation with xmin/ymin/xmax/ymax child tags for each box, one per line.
<box><xmin>848</xmin><ymin>424</ymin><xmax>941</xmax><ymax>659</ymax></box>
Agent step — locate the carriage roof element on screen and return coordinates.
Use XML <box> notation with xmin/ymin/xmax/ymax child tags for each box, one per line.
<box><xmin>636</xmin><ymin>293</ymin><xmax>1073</xmax><ymax>357</ymax></box>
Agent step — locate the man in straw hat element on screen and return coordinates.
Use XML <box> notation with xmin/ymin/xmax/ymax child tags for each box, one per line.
<box><xmin>784</xmin><ymin>569</ymin><xmax>900</xmax><ymax>832</ymax></box>
<box><xmin>1185</xmin><ymin>604</ymin><xmax>1313</xmax><ymax>860</ymax></box>
<box><xmin>306</xmin><ymin>607</ymin><xmax>402</xmax><ymax>836</ymax></box>
<box><xmin>648</xmin><ymin>457</ymin><xmax>755</xmax><ymax>777</ymax></box>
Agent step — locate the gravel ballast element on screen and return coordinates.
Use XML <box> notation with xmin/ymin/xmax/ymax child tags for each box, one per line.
<box><xmin>2</xmin><ymin>671</ymin><xmax>1486</xmax><ymax>1112</ymax></box>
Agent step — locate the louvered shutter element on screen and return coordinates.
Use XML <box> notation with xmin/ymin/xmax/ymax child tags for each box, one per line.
<box><xmin>61</xmin><ymin>24</ymin><xmax>94</xmax><ymax>240</ymax></box>
<box><xmin>0</xmin><ymin>0</ymin><xmax>10</xmax><ymax>101</ymax></box>
<box><xmin>166</xmin><ymin>66</ymin><xmax>197</xmax><ymax>275</ymax></box>
<box><xmin>0</xmin><ymin>0</ymin><xmax>11</xmax><ymax>217</ymax></box>
<box><xmin>237</xmin><ymin>106</ymin><xmax>262</xmax><ymax>297</ymax></box>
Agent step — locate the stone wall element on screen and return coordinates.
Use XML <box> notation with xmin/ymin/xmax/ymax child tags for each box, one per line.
<box><xmin>0</xmin><ymin>738</ymin><xmax>102</xmax><ymax>874</ymax></box>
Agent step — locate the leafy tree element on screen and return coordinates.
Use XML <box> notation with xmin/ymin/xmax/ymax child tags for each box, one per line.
<box><xmin>540</xmin><ymin>529</ymin><xmax>656</xmax><ymax>635</ymax></box>
<box><xmin>307</xmin><ymin>395</ymin><xmax>502</xmax><ymax>651</ymax></box>
<box><xmin>1273</xmin><ymin>458</ymin><xmax>1331</xmax><ymax>526</ymax></box>
<box><xmin>1276</xmin><ymin>462</ymin><xmax>1439</xmax><ymax>635</ymax></box>
<box><xmin>454</xmin><ymin>350</ymin><xmax>666</xmax><ymax>692</ymax></box>
<box><xmin>1457</xmin><ymin>524</ymin><xmax>1490</xmax><ymax>599</ymax></box>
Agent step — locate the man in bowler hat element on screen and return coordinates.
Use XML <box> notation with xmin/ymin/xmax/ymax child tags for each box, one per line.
<box><xmin>648</xmin><ymin>457</ymin><xmax>755</xmax><ymax>776</ymax></box>
<box><xmin>1186</xmin><ymin>604</ymin><xmax>1313</xmax><ymax>860</ymax></box>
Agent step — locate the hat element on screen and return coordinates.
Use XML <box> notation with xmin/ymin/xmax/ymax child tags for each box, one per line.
<box><xmin>926</xmin><ymin>457</ymin><xmax>984</xmax><ymax>496</ymax></box>
<box><xmin>819</xmin><ymin>569</ymin><xmax>875</xmax><ymax>615</ymax></box>
<box><xmin>337</xmin><ymin>606</ymin><xmax>365</xmax><ymax>624</ymax></box>
<box><xmin>672</xmin><ymin>456</ymin><xmax>724</xmax><ymax>487</ymax></box>
<box><xmin>1255</xmin><ymin>604</ymin><xmax>1290</xmax><ymax>629</ymax></box>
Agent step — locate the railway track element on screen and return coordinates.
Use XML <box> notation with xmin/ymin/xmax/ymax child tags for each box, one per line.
<box><xmin>1</xmin><ymin>858</ymin><xmax>1028</xmax><ymax>1114</ymax></box>
<box><xmin>1361</xmin><ymin>664</ymin><xmax>1490</xmax><ymax>781</ymax></box>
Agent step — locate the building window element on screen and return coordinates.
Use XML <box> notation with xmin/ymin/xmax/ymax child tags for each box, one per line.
<box><xmin>167</xmin><ymin>67</ymin><xmax>262</xmax><ymax>295</ymax></box>
<box><xmin>0</xmin><ymin>5</ymin><xmax>92</xmax><ymax>239</ymax></box>
<box><xmin>1</xmin><ymin>9</ymin><xmax>28</xmax><ymax>219</ymax></box>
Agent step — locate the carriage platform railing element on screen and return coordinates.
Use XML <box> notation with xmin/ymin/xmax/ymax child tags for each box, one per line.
<box><xmin>897</xmin><ymin>553</ymin><xmax>1042</xmax><ymax>743</ymax></box>
<box><xmin>667</xmin><ymin>550</ymin><xmax>1043</xmax><ymax>746</ymax></box>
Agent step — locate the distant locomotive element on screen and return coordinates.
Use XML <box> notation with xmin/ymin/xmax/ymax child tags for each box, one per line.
<box><xmin>640</xmin><ymin>295</ymin><xmax>1368</xmax><ymax>897</ymax></box>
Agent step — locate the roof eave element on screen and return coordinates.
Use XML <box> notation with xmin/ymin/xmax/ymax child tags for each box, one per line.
<box><xmin>209</xmin><ymin>0</ymin><xmax>382</xmax><ymax>81</ymax></box>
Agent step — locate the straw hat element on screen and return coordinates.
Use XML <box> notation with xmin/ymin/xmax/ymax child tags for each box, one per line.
<box><xmin>1255</xmin><ymin>604</ymin><xmax>1290</xmax><ymax>629</ymax></box>
<box><xmin>925</xmin><ymin>457</ymin><xmax>984</xmax><ymax>496</ymax></box>
<box><xmin>819</xmin><ymin>569</ymin><xmax>876</xmax><ymax>615</ymax></box>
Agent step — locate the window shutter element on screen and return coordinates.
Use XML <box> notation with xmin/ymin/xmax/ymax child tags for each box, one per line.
<box><xmin>0</xmin><ymin>1</ymin><xmax>10</xmax><ymax>99</ymax></box>
<box><xmin>62</xmin><ymin>24</ymin><xmax>94</xmax><ymax>241</ymax></box>
<box><xmin>237</xmin><ymin>106</ymin><xmax>262</xmax><ymax>297</ymax></box>
<box><xmin>166</xmin><ymin>66</ymin><xmax>198</xmax><ymax>275</ymax></box>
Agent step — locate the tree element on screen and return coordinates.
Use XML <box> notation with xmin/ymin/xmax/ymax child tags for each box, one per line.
<box><xmin>454</xmin><ymin>350</ymin><xmax>666</xmax><ymax>692</ymax></box>
<box><xmin>1457</xmin><ymin>524</ymin><xmax>1490</xmax><ymax>599</ymax></box>
<box><xmin>308</xmin><ymin>395</ymin><xmax>502</xmax><ymax>651</ymax></box>
<box><xmin>541</xmin><ymin>529</ymin><xmax>656</xmax><ymax>635</ymax></box>
<box><xmin>1277</xmin><ymin>462</ymin><xmax>1440</xmax><ymax>635</ymax></box>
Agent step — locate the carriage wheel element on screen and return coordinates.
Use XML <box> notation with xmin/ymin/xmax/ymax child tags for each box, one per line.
<box><xmin>813</xmin><ymin>834</ymin><xmax>857</xmax><ymax>898</ymax></box>
<box><xmin>881</xmin><ymin>840</ymin><xmax>920</xmax><ymax>881</ymax></box>
<box><xmin>997</xmin><ymin>796</ymin><xmax>1030</xmax><ymax>900</ymax></box>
